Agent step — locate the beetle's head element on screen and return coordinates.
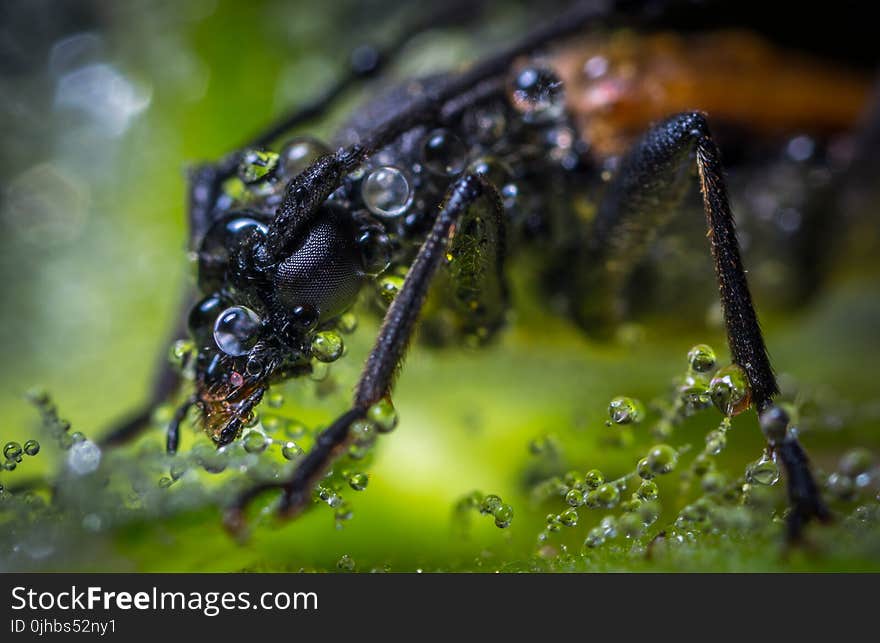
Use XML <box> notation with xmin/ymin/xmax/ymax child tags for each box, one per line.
<box><xmin>185</xmin><ymin>204</ymin><xmax>372</xmax><ymax>446</ymax></box>
<box><xmin>187</xmin><ymin>290</ymin><xmax>288</xmax><ymax>445</ymax></box>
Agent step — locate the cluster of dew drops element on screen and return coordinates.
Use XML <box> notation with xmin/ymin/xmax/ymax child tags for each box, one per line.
<box><xmin>522</xmin><ymin>344</ymin><xmax>880</xmax><ymax>558</ymax></box>
<box><xmin>4</xmin><ymin>389</ymin><xmax>102</xmax><ymax>478</ymax></box>
<box><xmin>0</xmin><ymin>324</ymin><xmax>401</xmax><ymax>554</ymax></box>
<box><xmin>166</xmin><ymin>316</ymin><xmax>399</xmax><ymax>529</ymax></box>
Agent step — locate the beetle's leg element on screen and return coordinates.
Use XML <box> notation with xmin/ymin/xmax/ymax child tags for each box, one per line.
<box><xmin>186</xmin><ymin>0</ymin><xmax>489</xmax><ymax>241</ymax></box>
<box><xmin>165</xmin><ymin>394</ymin><xmax>198</xmax><ymax>454</ymax></box>
<box><xmin>262</xmin><ymin>0</ymin><xmax>614</xmax><ymax>262</ymax></box>
<box><xmin>580</xmin><ymin>111</ymin><xmax>828</xmax><ymax>541</ymax></box>
<box><xmin>228</xmin><ymin>174</ymin><xmax>506</xmax><ymax>525</ymax></box>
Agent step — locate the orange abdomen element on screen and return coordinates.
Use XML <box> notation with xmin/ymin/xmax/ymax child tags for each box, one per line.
<box><xmin>551</xmin><ymin>31</ymin><xmax>872</xmax><ymax>157</ymax></box>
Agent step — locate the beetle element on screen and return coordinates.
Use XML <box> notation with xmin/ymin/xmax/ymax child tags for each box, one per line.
<box><xmin>100</xmin><ymin>0</ymin><xmax>876</xmax><ymax>541</ymax></box>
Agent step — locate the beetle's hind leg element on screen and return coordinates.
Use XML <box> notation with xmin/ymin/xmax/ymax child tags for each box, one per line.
<box><xmin>580</xmin><ymin>112</ymin><xmax>829</xmax><ymax>542</ymax></box>
<box><xmin>228</xmin><ymin>173</ymin><xmax>507</xmax><ymax>526</ymax></box>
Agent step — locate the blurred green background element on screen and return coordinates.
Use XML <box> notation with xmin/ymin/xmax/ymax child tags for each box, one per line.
<box><xmin>1</xmin><ymin>0</ymin><xmax>879</xmax><ymax>572</ymax></box>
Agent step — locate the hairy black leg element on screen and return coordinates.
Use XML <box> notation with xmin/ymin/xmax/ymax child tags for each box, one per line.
<box><xmin>585</xmin><ymin>112</ymin><xmax>827</xmax><ymax>540</ymax></box>
<box><xmin>229</xmin><ymin>174</ymin><xmax>505</xmax><ymax>524</ymax></box>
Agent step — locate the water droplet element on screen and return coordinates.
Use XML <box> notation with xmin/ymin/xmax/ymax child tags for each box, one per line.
<box><xmin>710</xmin><ymin>365</ymin><xmax>751</xmax><ymax>416</ymax></box>
<box><xmin>827</xmin><ymin>472</ymin><xmax>855</xmax><ymax>500</ymax></box>
<box><xmin>786</xmin><ymin>135</ymin><xmax>815</xmax><ymax>162</ymax></box>
<box><xmin>840</xmin><ymin>448</ymin><xmax>874</xmax><ymax>477</ymax></box>
<box><xmin>599</xmin><ymin>515</ymin><xmax>618</xmax><ymax>538</ymax></box>
<box><xmin>546</xmin><ymin>512</ymin><xmax>562</xmax><ymax>532</ymax></box>
<box><xmin>480</xmin><ymin>494</ymin><xmax>503</xmax><ymax>515</ymax></box>
<box><xmin>584</xmin><ymin>469</ymin><xmax>604</xmax><ymax>489</ymax></box>
<box><xmin>637</xmin><ymin>457</ymin><xmax>654</xmax><ymax>480</ymax></box>
<box><xmin>338</xmin><ymin>312</ymin><xmax>358</xmax><ymax>334</ymax></box>
<box><xmin>170</xmin><ymin>461</ymin><xmax>187</xmax><ymax>480</ymax></box>
<box><xmin>237</xmin><ymin>149</ymin><xmax>279</xmax><ymax>184</ymax></box>
<box><xmin>348</xmin><ymin>472</ymin><xmax>369</xmax><ymax>491</ymax></box>
<box><xmin>242</xmin><ymin>430</ymin><xmax>268</xmax><ymax>454</ymax></box>
<box><xmin>618</xmin><ymin>512</ymin><xmax>643</xmax><ymax>539</ymax></box>
<box><xmin>563</xmin><ymin>471</ymin><xmax>582</xmax><ymax>488</ymax></box>
<box><xmin>759</xmin><ymin>405</ymin><xmax>789</xmax><ymax>444</ymax></box>
<box><xmin>468</xmin><ymin>156</ymin><xmax>513</xmax><ymax>190</ymax></box>
<box><xmin>377</xmin><ymin>274</ymin><xmax>404</xmax><ymax>303</ymax></box>
<box><xmin>565</xmin><ymin>489</ymin><xmax>584</xmax><ymax>507</ymax></box>
<box><xmin>646</xmin><ymin>444</ymin><xmax>678</xmax><ymax>475</ymax></box>
<box><xmin>337</xmin><ymin>554</ymin><xmax>356</xmax><ymax>572</ymax></box>
<box><xmin>692</xmin><ymin>453</ymin><xmax>714</xmax><ymax>477</ymax></box>
<box><xmin>168</xmin><ymin>338</ymin><xmax>194</xmax><ymax>370</ymax></box>
<box><xmin>367</xmin><ymin>398</ymin><xmax>398</xmax><ymax>433</ymax></box>
<box><xmin>608</xmin><ymin>396</ymin><xmax>644</xmax><ymax>425</ymax></box>
<box><xmin>584</xmin><ymin>527</ymin><xmax>606</xmax><ymax>548</ymax></box>
<box><xmin>639</xmin><ymin>500</ymin><xmax>661</xmax><ymax>526</ymax></box>
<box><xmin>509</xmin><ymin>65</ymin><xmax>565</xmax><ymax>122</ymax></box>
<box><xmin>687</xmin><ymin>344</ymin><xmax>716</xmax><ymax>373</ymax></box>
<box><xmin>595</xmin><ymin>483</ymin><xmax>620</xmax><ymax>508</ymax></box>
<box><xmin>637</xmin><ymin>480</ymin><xmax>659</xmax><ymax>501</ymax></box>
<box><xmin>746</xmin><ymin>452</ymin><xmax>780</xmax><ymax>486</ymax></box>
<box><xmin>493</xmin><ymin>503</ymin><xmax>514</xmax><ymax>528</ymax></box>
<box><xmin>421</xmin><ymin>128</ymin><xmax>468</xmax><ymax>176</ymax></box>
<box><xmin>362</xmin><ymin>166</ymin><xmax>413</xmax><ymax>217</ymax></box>
<box><xmin>357</xmin><ymin>228</ymin><xmax>392</xmax><ymax>275</ymax></box>
<box><xmin>279</xmin><ymin>136</ymin><xmax>330</xmax><ymax>177</ymax></box>
<box><xmin>559</xmin><ymin>507</ymin><xmax>578</xmax><ymax>527</ymax></box>
<box><xmin>701</xmin><ymin>471</ymin><xmax>726</xmax><ymax>493</ymax></box>
<box><xmin>281</xmin><ymin>442</ymin><xmax>303</xmax><ymax>460</ymax></box>
<box><xmin>350</xmin><ymin>419</ymin><xmax>376</xmax><ymax>447</ymax></box>
<box><xmin>266</xmin><ymin>391</ymin><xmax>284</xmax><ymax>408</ymax></box>
<box><xmin>311</xmin><ymin>330</ymin><xmax>344</xmax><ymax>363</ymax></box>
<box><xmin>23</xmin><ymin>440</ymin><xmax>40</xmax><ymax>457</ymax></box>
<box><xmin>679</xmin><ymin>373</ymin><xmax>712</xmax><ymax>410</ymax></box>
<box><xmin>82</xmin><ymin>514</ymin><xmax>102</xmax><ymax>532</ymax></box>
<box><xmin>67</xmin><ymin>440</ymin><xmax>101</xmax><ymax>475</ymax></box>
<box><xmin>3</xmin><ymin>442</ymin><xmax>23</xmax><ymax>461</ymax></box>
<box><xmin>213</xmin><ymin>306</ymin><xmax>262</xmax><ymax>357</ymax></box>
<box><xmin>705</xmin><ymin>429</ymin><xmax>727</xmax><ymax>456</ymax></box>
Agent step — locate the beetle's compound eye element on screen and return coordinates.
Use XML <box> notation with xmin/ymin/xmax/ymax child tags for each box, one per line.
<box><xmin>213</xmin><ymin>305</ymin><xmax>262</xmax><ymax>357</ymax></box>
<box><xmin>274</xmin><ymin>204</ymin><xmax>364</xmax><ymax>324</ymax></box>
<box><xmin>197</xmin><ymin>214</ymin><xmax>269</xmax><ymax>293</ymax></box>
<box><xmin>508</xmin><ymin>64</ymin><xmax>565</xmax><ymax>123</ymax></box>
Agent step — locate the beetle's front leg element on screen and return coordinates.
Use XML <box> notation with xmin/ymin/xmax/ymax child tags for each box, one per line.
<box><xmin>583</xmin><ymin>111</ymin><xmax>829</xmax><ymax>541</ymax></box>
<box><xmin>228</xmin><ymin>173</ymin><xmax>506</xmax><ymax>526</ymax></box>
